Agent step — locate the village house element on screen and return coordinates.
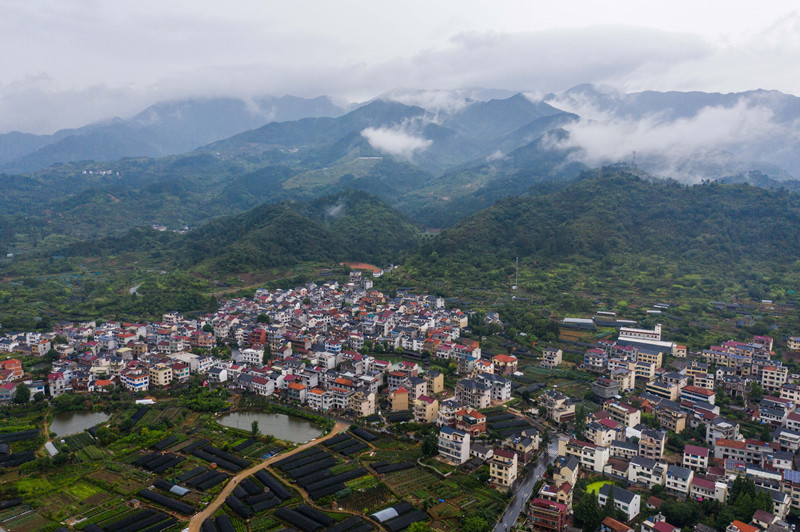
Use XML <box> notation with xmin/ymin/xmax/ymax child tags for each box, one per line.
<box><xmin>683</xmin><ymin>444</ymin><xmax>710</xmax><ymax>471</ymax></box>
<box><xmin>413</xmin><ymin>395</ymin><xmax>439</xmax><ymax>423</ymax></box>
<box><xmin>541</xmin><ymin>348</ymin><xmax>563</xmax><ymax>368</ymax></box>
<box><xmin>597</xmin><ymin>484</ymin><xmax>640</xmax><ymax>521</ymax></box>
<box><xmin>489</xmin><ymin>449</ymin><xmax>518</xmax><ymax>488</ymax></box>
<box><xmin>529</xmin><ymin>499</ymin><xmax>568</xmax><ymax>532</ymax></box>
<box><xmin>438</xmin><ymin>427</ymin><xmax>470</xmax><ymax>464</ymax></box>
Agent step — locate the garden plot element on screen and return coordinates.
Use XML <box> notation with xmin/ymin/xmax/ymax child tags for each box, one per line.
<box><xmin>274</xmin><ymin>447</ymin><xmax>369</xmax><ymax>501</ymax></box>
<box><xmin>323</xmin><ymin>433</ymin><xmax>369</xmax><ymax>456</ymax></box>
<box><xmin>382</xmin><ymin>467</ymin><xmax>439</xmax><ymax>497</ymax></box>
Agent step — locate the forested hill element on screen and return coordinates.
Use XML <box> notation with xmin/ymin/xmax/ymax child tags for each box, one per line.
<box><xmin>405</xmin><ymin>169</ymin><xmax>800</xmax><ymax>292</ymax></box>
<box><xmin>178</xmin><ymin>190</ymin><xmax>422</xmax><ymax>272</ymax></box>
<box><xmin>60</xmin><ymin>190</ymin><xmax>422</xmax><ymax>274</ymax></box>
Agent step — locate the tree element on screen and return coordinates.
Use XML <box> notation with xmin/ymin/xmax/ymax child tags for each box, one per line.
<box><xmin>574</xmin><ymin>492</ymin><xmax>602</xmax><ymax>532</ymax></box>
<box><xmin>96</xmin><ymin>426</ymin><xmax>118</xmax><ymax>446</ymax></box>
<box><xmin>641</xmin><ymin>412</ymin><xmax>660</xmax><ymax>428</ymax></box>
<box><xmin>251</xmin><ymin>420</ymin><xmax>259</xmax><ymax>437</ymax></box>
<box><xmin>760</xmin><ymin>425</ymin><xmax>772</xmax><ymax>442</ymax></box>
<box><xmin>33</xmin><ymin>392</ymin><xmax>45</xmax><ymax>403</ymax></box>
<box><xmin>574</xmin><ymin>404</ymin><xmax>587</xmax><ymax>438</ymax></box>
<box><xmin>44</xmin><ymin>348</ymin><xmax>60</xmax><ymax>363</ymax></box>
<box><xmin>462</xmin><ymin>516</ymin><xmax>490</xmax><ymax>532</ymax></box>
<box><xmin>750</xmin><ymin>382</ymin><xmax>764</xmax><ymax>402</ymax></box>
<box><xmin>661</xmin><ymin>499</ymin><xmax>702</xmax><ymax>528</ymax></box>
<box><xmin>257</xmin><ymin>313</ymin><xmax>270</xmax><ymax>324</ymax></box>
<box><xmin>14</xmin><ymin>383</ymin><xmax>30</xmax><ymax>404</ymax></box>
<box><xmin>421</xmin><ymin>433</ymin><xmax>438</xmax><ymax>457</ymax></box>
<box><xmin>603</xmin><ymin>486</ymin><xmax>616</xmax><ymax>518</ymax></box>
<box><xmin>408</xmin><ymin>523</ymin><xmax>433</xmax><ymax>532</ymax></box>
<box><xmin>262</xmin><ymin>344</ymin><xmax>272</xmax><ymax>365</ymax></box>
<box><xmin>202</xmin><ymin>324</ymin><xmax>214</xmax><ymax>333</ymax></box>
<box><xmin>541</xmin><ymin>429</ymin><xmax>552</xmax><ymax>448</ymax></box>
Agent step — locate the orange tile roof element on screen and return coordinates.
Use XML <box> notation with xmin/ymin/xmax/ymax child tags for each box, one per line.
<box><xmin>716</xmin><ymin>438</ymin><xmax>746</xmax><ymax>449</ymax></box>
<box><xmin>730</xmin><ymin>521</ymin><xmax>758</xmax><ymax>532</ymax></box>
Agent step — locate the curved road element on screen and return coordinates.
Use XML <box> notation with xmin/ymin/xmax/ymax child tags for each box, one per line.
<box><xmin>494</xmin><ymin>437</ymin><xmax>561</xmax><ymax>532</ymax></box>
<box><xmin>187</xmin><ymin>420</ymin><xmax>350</xmax><ymax>532</ymax></box>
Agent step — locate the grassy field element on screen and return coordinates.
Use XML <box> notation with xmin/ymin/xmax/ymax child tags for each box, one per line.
<box><xmin>586</xmin><ymin>480</ymin><xmax>614</xmax><ymax>494</ymax></box>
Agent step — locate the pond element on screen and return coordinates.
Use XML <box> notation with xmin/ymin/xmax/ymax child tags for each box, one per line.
<box><xmin>50</xmin><ymin>411</ymin><xmax>110</xmax><ymax>438</ymax></box>
<box><xmin>216</xmin><ymin>411</ymin><xmax>323</xmax><ymax>443</ymax></box>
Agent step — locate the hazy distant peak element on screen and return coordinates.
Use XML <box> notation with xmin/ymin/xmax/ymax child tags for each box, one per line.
<box><xmin>376</xmin><ymin>87</ymin><xmax>517</xmax><ymax>115</ymax></box>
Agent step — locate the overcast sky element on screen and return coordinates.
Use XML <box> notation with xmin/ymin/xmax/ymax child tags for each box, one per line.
<box><xmin>2</xmin><ymin>0</ymin><xmax>800</xmax><ymax>134</ymax></box>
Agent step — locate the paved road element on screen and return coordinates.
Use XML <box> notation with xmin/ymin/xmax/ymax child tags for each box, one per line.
<box><xmin>494</xmin><ymin>437</ymin><xmax>561</xmax><ymax>532</ymax></box>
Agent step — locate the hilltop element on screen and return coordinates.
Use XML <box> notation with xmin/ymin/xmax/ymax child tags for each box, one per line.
<box><xmin>405</xmin><ymin>169</ymin><xmax>800</xmax><ymax>304</ymax></box>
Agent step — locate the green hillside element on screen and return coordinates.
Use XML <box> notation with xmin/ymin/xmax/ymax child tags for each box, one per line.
<box><xmin>177</xmin><ymin>190</ymin><xmax>422</xmax><ymax>273</ymax></box>
<box><xmin>0</xmin><ymin>191</ymin><xmax>422</xmax><ymax>329</ymax></box>
<box><xmin>405</xmin><ymin>168</ymin><xmax>800</xmax><ymax>306</ymax></box>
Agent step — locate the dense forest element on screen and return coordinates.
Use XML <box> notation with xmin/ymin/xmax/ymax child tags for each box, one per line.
<box><xmin>5</xmin><ymin>168</ymin><xmax>800</xmax><ymax>332</ymax></box>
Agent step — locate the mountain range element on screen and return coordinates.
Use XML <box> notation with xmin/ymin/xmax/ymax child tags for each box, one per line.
<box><xmin>0</xmin><ymin>95</ymin><xmax>346</xmax><ymax>173</ymax></box>
<box><xmin>5</xmin><ymin>169</ymin><xmax>800</xmax><ymax>332</ymax></box>
<box><xmin>3</xmin><ymin>85</ymin><xmax>800</xmax><ymax>258</ymax></box>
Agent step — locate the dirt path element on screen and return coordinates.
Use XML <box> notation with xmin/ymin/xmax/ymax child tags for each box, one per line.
<box><xmin>187</xmin><ymin>420</ymin><xmax>349</xmax><ymax>531</ymax></box>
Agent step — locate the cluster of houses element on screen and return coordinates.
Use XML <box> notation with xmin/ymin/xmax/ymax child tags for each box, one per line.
<box><xmin>435</xmin><ymin>409</ymin><xmax>540</xmax><ymax>489</ymax></box>
<box><xmin>0</xmin><ymin>279</ymin><xmax>489</xmax><ymax>413</ymax></box>
<box><xmin>527</xmin><ymin>322</ymin><xmax>800</xmax><ymax>532</ymax></box>
<box><xmin>11</xmin><ymin>280</ymin><xmax>800</xmax><ymax>527</ymax></box>
<box><xmin>0</xmin><ymin>276</ymin><xmax>511</xmax><ymax>417</ymax></box>
<box><xmin>0</xmin><ymin>276</ymin><xmax>535</xmax><ymax>493</ymax></box>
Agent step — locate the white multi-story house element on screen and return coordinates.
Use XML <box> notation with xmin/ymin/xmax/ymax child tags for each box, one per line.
<box><xmin>120</xmin><ymin>369</ymin><xmax>149</xmax><ymax>393</ymax></box>
<box><xmin>597</xmin><ymin>484</ymin><xmax>640</xmax><ymax>522</ymax></box>
<box><xmin>627</xmin><ymin>456</ymin><xmax>666</xmax><ymax>488</ymax></box>
<box><xmin>239</xmin><ymin>348</ymin><xmax>263</xmax><ymax>365</ymax></box>
<box><xmin>665</xmin><ymin>465</ymin><xmax>694</xmax><ymax>497</ymax></box>
<box><xmin>564</xmin><ymin>439</ymin><xmax>610</xmax><ymax>473</ymax></box>
<box><xmin>489</xmin><ymin>449</ymin><xmax>518</xmax><ymax>488</ymax></box>
<box><xmin>606</xmin><ymin>401</ymin><xmax>641</xmax><ymax>427</ymax></box>
<box><xmin>438</xmin><ymin>427</ymin><xmax>470</xmax><ymax>464</ymax></box>
<box><xmin>762</xmin><ymin>366</ymin><xmax>789</xmax><ymax>394</ymax></box>
<box><xmin>689</xmin><ymin>477</ymin><xmax>727</xmax><ymax>503</ymax></box>
<box><xmin>455</xmin><ymin>379</ymin><xmax>491</xmax><ymax>409</ymax></box>
<box><xmin>706</xmin><ymin>417</ymin><xmax>740</xmax><ymax>446</ymax></box>
<box><xmin>476</xmin><ymin>373</ymin><xmax>512</xmax><ymax>401</ymax></box>
<box><xmin>541</xmin><ymin>348</ymin><xmax>563</xmax><ymax>368</ymax></box>
<box><xmin>683</xmin><ymin>445</ymin><xmax>710</xmax><ymax>471</ymax></box>
<box><xmin>543</xmin><ymin>391</ymin><xmax>576</xmax><ymax>423</ymax></box>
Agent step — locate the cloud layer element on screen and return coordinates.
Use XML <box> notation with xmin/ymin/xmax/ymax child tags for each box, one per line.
<box><xmin>2</xmin><ymin>3</ymin><xmax>800</xmax><ymax>133</ymax></box>
<box><xmin>550</xmin><ymin>96</ymin><xmax>800</xmax><ymax>181</ymax></box>
<box><xmin>361</xmin><ymin>126</ymin><xmax>432</xmax><ymax>158</ymax></box>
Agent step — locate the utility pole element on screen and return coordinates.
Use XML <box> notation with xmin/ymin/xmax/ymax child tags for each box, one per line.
<box><xmin>513</xmin><ymin>257</ymin><xmax>518</xmax><ymax>290</ymax></box>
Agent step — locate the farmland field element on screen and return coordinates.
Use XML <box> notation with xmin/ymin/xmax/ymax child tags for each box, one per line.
<box><xmin>383</xmin><ymin>467</ymin><xmax>439</xmax><ymax>496</ymax></box>
<box><xmin>338</xmin><ymin>484</ymin><xmax>394</xmax><ymax>513</ymax></box>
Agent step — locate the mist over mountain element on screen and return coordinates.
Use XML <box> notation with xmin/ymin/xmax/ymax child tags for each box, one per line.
<box><xmin>4</xmin><ymin>85</ymin><xmax>800</xmax><ymax>259</ymax></box>
<box><xmin>544</xmin><ymin>84</ymin><xmax>800</xmax><ymax>181</ymax></box>
<box><xmin>3</xmin><ymin>85</ymin><xmax>800</xmax><ymax>186</ymax></box>
<box><xmin>0</xmin><ymin>95</ymin><xmax>346</xmax><ymax>173</ymax></box>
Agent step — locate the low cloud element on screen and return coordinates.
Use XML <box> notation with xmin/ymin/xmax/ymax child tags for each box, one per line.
<box><xmin>552</xmin><ymin>98</ymin><xmax>800</xmax><ymax>181</ymax></box>
<box><xmin>325</xmin><ymin>201</ymin><xmax>345</xmax><ymax>217</ymax></box>
<box><xmin>486</xmin><ymin>150</ymin><xmax>505</xmax><ymax>161</ymax></box>
<box><xmin>361</xmin><ymin>125</ymin><xmax>432</xmax><ymax>158</ymax></box>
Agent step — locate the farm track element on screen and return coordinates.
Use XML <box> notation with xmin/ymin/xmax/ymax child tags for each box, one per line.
<box><xmin>187</xmin><ymin>420</ymin><xmax>350</xmax><ymax>532</ymax></box>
